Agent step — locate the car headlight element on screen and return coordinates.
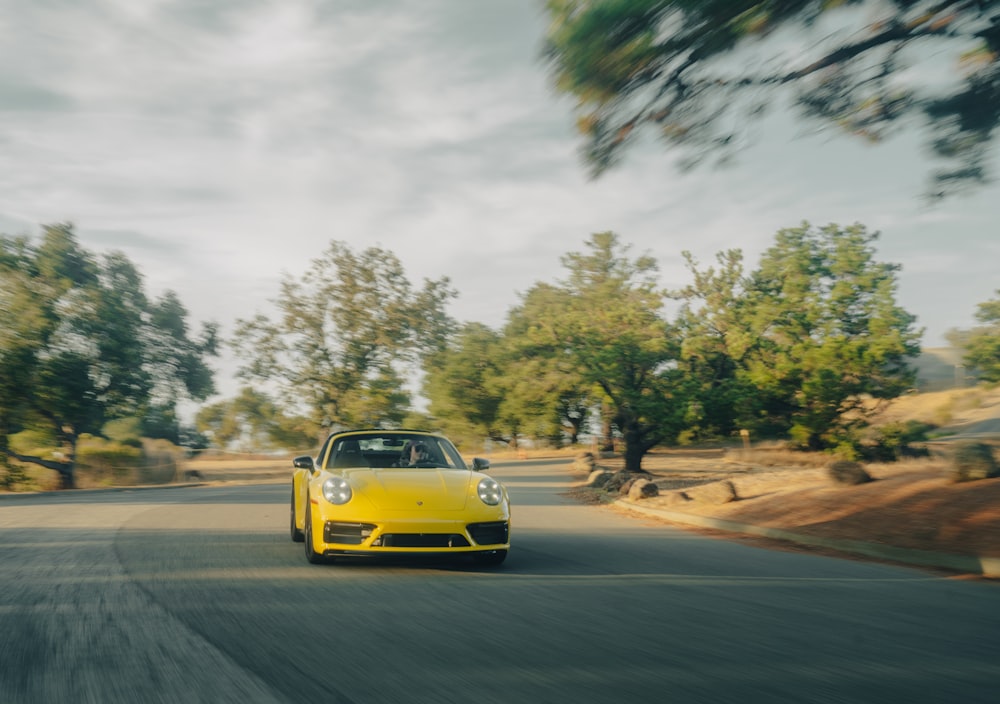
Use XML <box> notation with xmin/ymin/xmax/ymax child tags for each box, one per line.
<box><xmin>477</xmin><ymin>477</ymin><xmax>503</xmax><ymax>506</ymax></box>
<box><xmin>322</xmin><ymin>477</ymin><xmax>353</xmax><ymax>505</ymax></box>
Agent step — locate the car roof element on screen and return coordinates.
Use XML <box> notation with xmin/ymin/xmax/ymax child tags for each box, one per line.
<box><xmin>327</xmin><ymin>428</ymin><xmax>440</xmax><ymax>438</ymax></box>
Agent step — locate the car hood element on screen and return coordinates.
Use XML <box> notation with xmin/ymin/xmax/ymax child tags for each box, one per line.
<box><xmin>342</xmin><ymin>468</ymin><xmax>476</xmax><ymax>511</ymax></box>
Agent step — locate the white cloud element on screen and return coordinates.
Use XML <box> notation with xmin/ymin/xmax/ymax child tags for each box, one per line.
<box><xmin>2</xmin><ymin>0</ymin><xmax>997</xmax><ymax>397</ymax></box>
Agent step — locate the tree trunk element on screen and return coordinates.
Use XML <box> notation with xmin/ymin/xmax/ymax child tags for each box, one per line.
<box><xmin>623</xmin><ymin>439</ymin><xmax>646</xmax><ymax>473</ymax></box>
<box><xmin>621</xmin><ymin>420</ymin><xmax>650</xmax><ymax>473</ymax></box>
<box><xmin>5</xmin><ymin>449</ymin><xmax>75</xmax><ymax>489</ymax></box>
<box><xmin>58</xmin><ymin>463</ymin><xmax>75</xmax><ymax>490</ymax></box>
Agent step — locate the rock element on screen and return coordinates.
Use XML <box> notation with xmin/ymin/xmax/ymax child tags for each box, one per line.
<box><xmin>573</xmin><ymin>452</ymin><xmax>596</xmax><ymax>472</ymax></box>
<box><xmin>618</xmin><ymin>476</ymin><xmax>640</xmax><ymax>495</ymax></box>
<box><xmin>586</xmin><ymin>469</ymin><xmax>613</xmax><ymax>488</ymax></box>
<box><xmin>827</xmin><ymin>460</ymin><xmax>872</xmax><ymax>486</ymax></box>
<box><xmin>606</xmin><ymin>470</ymin><xmax>645</xmax><ymax>493</ymax></box>
<box><xmin>684</xmin><ymin>480</ymin><xmax>738</xmax><ymax>504</ymax></box>
<box><xmin>627</xmin><ymin>478</ymin><xmax>659</xmax><ymax>501</ymax></box>
<box><xmin>661</xmin><ymin>491</ymin><xmax>692</xmax><ymax>507</ymax></box>
<box><xmin>951</xmin><ymin>441</ymin><xmax>999</xmax><ymax>483</ymax></box>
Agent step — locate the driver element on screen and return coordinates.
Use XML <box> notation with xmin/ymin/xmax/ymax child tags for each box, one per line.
<box><xmin>399</xmin><ymin>440</ymin><xmax>431</xmax><ymax>466</ymax></box>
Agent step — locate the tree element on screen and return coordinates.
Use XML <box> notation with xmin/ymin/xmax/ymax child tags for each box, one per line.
<box><xmin>424</xmin><ymin>322</ymin><xmax>513</xmax><ymax>444</ymax></box>
<box><xmin>516</xmin><ymin>232</ymin><xmax>685</xmax><ymax>471</ymax></box>
<box><xmin>196</xmin><ymin>387</ymin><xmax>319</xmax><ymax>452</ymax></box>
<box><xmin>543</xmin><ymin>0</ymin><xmax>1000</xmax><ymax>198</ymax></box>
<box><xmin>0</xmin><ymin>224</ymin><xmax>218</xmax><ymax>488</ymax></box>
<box><xmin>743</xmin><ymin>222</ymin><xmax>921</xmax><ymax>451</ymax></box>
<box><xmin>672</xmin><ymin>249</ymin><xmax>761</xmax><ymax>440</ymax></box>
<box><xmin>0</xmin><ymin>235</ymin><xmax>48</xmax><ymax>482</ymax></box>
<box><xmin>503</xmin><ymin>283</ymin><xmax>595</xmax><ymax>446</ymax></box>
<box><xmin>232</xmin><ymin>240</ymin><xmax>455</xmax><ymax>431</ymax></box>
<box><xmin>955</xmin><ymin>289</ymin><xmax>1000</xmax><ymax>382</ymax></box>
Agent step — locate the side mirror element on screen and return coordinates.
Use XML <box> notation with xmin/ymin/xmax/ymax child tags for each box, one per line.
<box><xmin>293</xmin><ymin>455</ymin><xmax>316</xmax><ymax>472</ymax></box>
<box><xmin>471</xmin><ymin>457</ymin><xmax>490</xmax><ymax>472</ymax></box>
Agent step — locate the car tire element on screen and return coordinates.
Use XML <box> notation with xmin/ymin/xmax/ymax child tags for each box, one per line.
<box><xmin>303</xmin><ymin>502</ymin><xmax>328</xmax><ymax>564</ymax></box>
<box><xmin>290</xmin><ymin>488</ymin><xmax>304</xmax><ymax>542</ymax></box>
<box><xmin>473</xmin><ymin>549</ymin><xmax>507</xmax><ymax>567</ymax></box>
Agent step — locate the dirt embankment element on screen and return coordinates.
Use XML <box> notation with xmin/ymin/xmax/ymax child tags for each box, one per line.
<box><xmin>593</xmin><ymin>449</ymin><xmax>1000</xmax><ymax>559</ymax></box>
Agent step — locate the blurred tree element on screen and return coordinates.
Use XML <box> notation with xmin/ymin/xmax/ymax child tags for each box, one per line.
<box><xmin>953</xmin><ymin>289</ymin><xmax>1000</xmax><ymax>382</ymax></box>
<box><xmin>743</xmin><ymin>222</ymin><xmax>921</xmax><ymax>451</ymax></box>
<box><xmin>232</xmin><ymin>240</ymin><xmax>455</xmax><ymax>430</ymax></box>
<box><xmin>543</xmin><ymin>0</ymin><xmax>1000</xmax><ymax>198</ymax></box>
<box><xmin>0</xmin><ymin>224</ymin><xmax>217</xmax><ymax>488</ymax></box>
<box><xmin>424</xmin><ymin>322</ymin><xmax>518</xmax><ymax>445</ymax></box>
<box><xmin>196</xmin><ymin>387</ymin><xmax>319</xmax><ymax>452</ymax></box>
<box><xmin>144</xmin><ymin>290</ymin><xmax>218</xmax><ymax>428</ymax></box>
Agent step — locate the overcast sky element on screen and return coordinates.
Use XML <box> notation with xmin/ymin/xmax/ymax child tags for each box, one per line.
<box><xmin>2</xmin><ymin>0</ymin><xmax>997</xmax><ymax>402</ymax></box>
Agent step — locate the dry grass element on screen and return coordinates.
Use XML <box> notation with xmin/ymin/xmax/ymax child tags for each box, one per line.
<box><xmin>604</xmin><ymin>448</ymin><xmax>1000</xmax><ymax>560</ymax></box>
<box><xmin>871</xmin><ymin>385</ymin><xmax>1000</xmax><ymax>436</ymax></box>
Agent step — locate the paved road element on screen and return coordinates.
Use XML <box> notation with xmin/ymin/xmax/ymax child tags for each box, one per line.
<box><xmin>1</xmin><ymin>459</ymin><xmax>998</xmax><ymax>703</ymax></box>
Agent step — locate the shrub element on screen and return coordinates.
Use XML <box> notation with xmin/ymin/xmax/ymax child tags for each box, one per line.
<box><xmin>950</xmin><ymin>442</ymin><xmax>999</xmax><ymax>483</ymax></box>
<box><xmin>9</xmin><ymin>428</ymin><xmax>59</xmax><ymax>458</ymax></box>
<box><xmin>1</xmin><ymin>463</ymin><xmax>29</xmax><ymax>490</ymax></box>
<box><xmin>858</xmin><ymin>421</ymin><xmax>934</xmax><ymax>462</ymax></box>
<box><xmin>76</xmin><ymin>436</ymin><xmax>143</xmax><ymax>486</ymax></box>
<box><xmin>102</xmin><ymin>417</ymin><xmax>144</xmax><ymax>448</ymax></box>
<box><xmin>139</xmin><ymin>438</ymin><xmax>183</xmax><ymax>484</ymax></box>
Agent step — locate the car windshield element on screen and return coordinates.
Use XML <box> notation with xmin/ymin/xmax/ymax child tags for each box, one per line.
<box><xmin>323</xmin><ymin>433</ymin><xmax>468</xmax><ymax>470</ymax></box>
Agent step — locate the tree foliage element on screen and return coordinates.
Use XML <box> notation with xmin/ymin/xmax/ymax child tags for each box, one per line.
<box><xmin>543</xmin><ymin>0</ymin><xmax>1000</xmax><ymax>198</ymax></box>
<box><xmin>232</xmin><ymin>240</ymin><xmax>455</xmax><ymax>431</ymax></box>
<box><xmin>672</xmin><ymin>248</ymin><xmax>760</xmax><ymax>440</ymax></box>
<box><xmin>0</xmin><ymin>224</ymin><xmax>218</xmax><ymax>487</ymax></box>
<box><xmin>196</xmin><ymin>387</ymin><xmax>319</xmax><ymax>452</ymax></box>
<box><xmin>743</xmin><ymin>222</ymin><xmax>921</xmax><ymax>451</ymax></box>
<box><xmin>503</xmin><ymin>283</ymin><xmax>594</xmax><ymax>445</ymax></box>
<box><xmin>513</xmin><ymin>232</ymin><xmax>686</xmax><ymax>471</ymax></box>
<box><xmin>955</xmin><ymin>289</ymin><xmax>1000</xmax><ymax>382</ymax></box>
<box><xmin>424</xmin><ymin>322</ymin><xmax>512</xmax><ymax>444</ymax></box>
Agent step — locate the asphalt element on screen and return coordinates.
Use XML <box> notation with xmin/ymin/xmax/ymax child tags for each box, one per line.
<box><xmin>616</xmin><ymin>497</ymin><xmax>1000</xmax><ymax>579</ymax></box>
<box><xmin>4</xmin><ymin>476</ymin><xmax>997</xmax><ymax>579</ymax></box>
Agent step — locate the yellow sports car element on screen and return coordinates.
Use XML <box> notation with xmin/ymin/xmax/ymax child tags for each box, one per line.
<box><xmin>290</xmin><ymin>429</ymin><xmax>510</xmax><ymax>566</ymax></box>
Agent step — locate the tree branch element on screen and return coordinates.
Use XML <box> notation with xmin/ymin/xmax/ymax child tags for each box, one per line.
<box><xmin>5</xmin><ymin>449</ymin><xmax>71</xmax><ymax>476</ymax></box>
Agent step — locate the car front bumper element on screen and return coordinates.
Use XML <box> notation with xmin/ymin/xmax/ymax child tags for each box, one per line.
<box><xmin>312</xmin><ymin>513</ymin><xmax>510</xmax><ymax>556</ymax></box>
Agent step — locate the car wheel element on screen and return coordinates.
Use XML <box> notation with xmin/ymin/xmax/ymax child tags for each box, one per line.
<box><xmin>303</xmin><ymin>503</ymin><xmax>327</xmax><ymax>564</ymax></box>
<box><xmin>290</xmin><ymin>488</ymin><xmax>304</xmax><ymax>542</ymax></box>
<box><xmin>473</xmin><ymin>549</ymin><xmax>507</xmax><ymax>567</ymax></box>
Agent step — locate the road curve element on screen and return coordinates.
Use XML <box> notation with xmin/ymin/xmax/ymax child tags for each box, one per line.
<box><xmin>1</xmin><ymin>459</ymin><xmax>998</xmax><ymax>703</ymax></box>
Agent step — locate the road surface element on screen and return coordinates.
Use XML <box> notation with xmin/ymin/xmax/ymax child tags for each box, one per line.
<box><xmin>1</xmin><ymin>459</ymin><xmax>998</xmax><ymax>703</ymax></box>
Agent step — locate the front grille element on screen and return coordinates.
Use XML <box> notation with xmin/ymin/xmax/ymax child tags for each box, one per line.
<box><xmin>325</xmin><ymin>521</ymin><xmax>377</xmax><ymax>545</ymax></box>
<box><xmin>468</xmin><ymin>521</ymin><xmax>509</xmax><ymax>546</ymax></box>
<box><xmin>376</xmin><ymin>534</ymin><xmax>470</xmax><ymax>548</ymax></box>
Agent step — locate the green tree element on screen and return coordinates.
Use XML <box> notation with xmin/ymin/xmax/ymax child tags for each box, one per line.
<box><xmin>503</xmin><ymin>283</ymin><xmax>594</xmax><ymax>446</ymax></box>
<box><xmin>672</xmin><ymin>249</ymin><xmax>761</xmax><ymax>440</ymax></box>
<box><xmin>517</xmin><ymin>232</ymin><xmax>685</xmax><ymax>471</ymax></box>
<box><xmin>0</xmin><ymin>236</ymin><xmax>47</xmax><ymax>482</ymax></box>
<box><xmin>0</xmin><ymin>224</ymin><xmax>218</xmax><ymax>488</ymax></box>
<box><xmin>744</xmin><ymin>222</ymin><xmax>921</xmax><ymax>451</ymax></box>
<box><xmin>543</xmin><ymin>0</ymin><xmax>1000</xmax><ymax>198</ymax></box>
<box><xmin>424</xmin><ymin>322</ymin><xmax>517</xmax><ymax>445</ymax></box>
<box><xmin>955</xmin><ymin>290</ymin><xmax>1000</xmax><ymax>382</ymax></box>
<box><xmin>233</xmin><ymin>240</ymin><xmax>455</xmax><ymax>430</ymax></box>
<box><xmin>196</xmin><ymin>387</ymin><xmax>319</xmax><ymax>452</ymax></box>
